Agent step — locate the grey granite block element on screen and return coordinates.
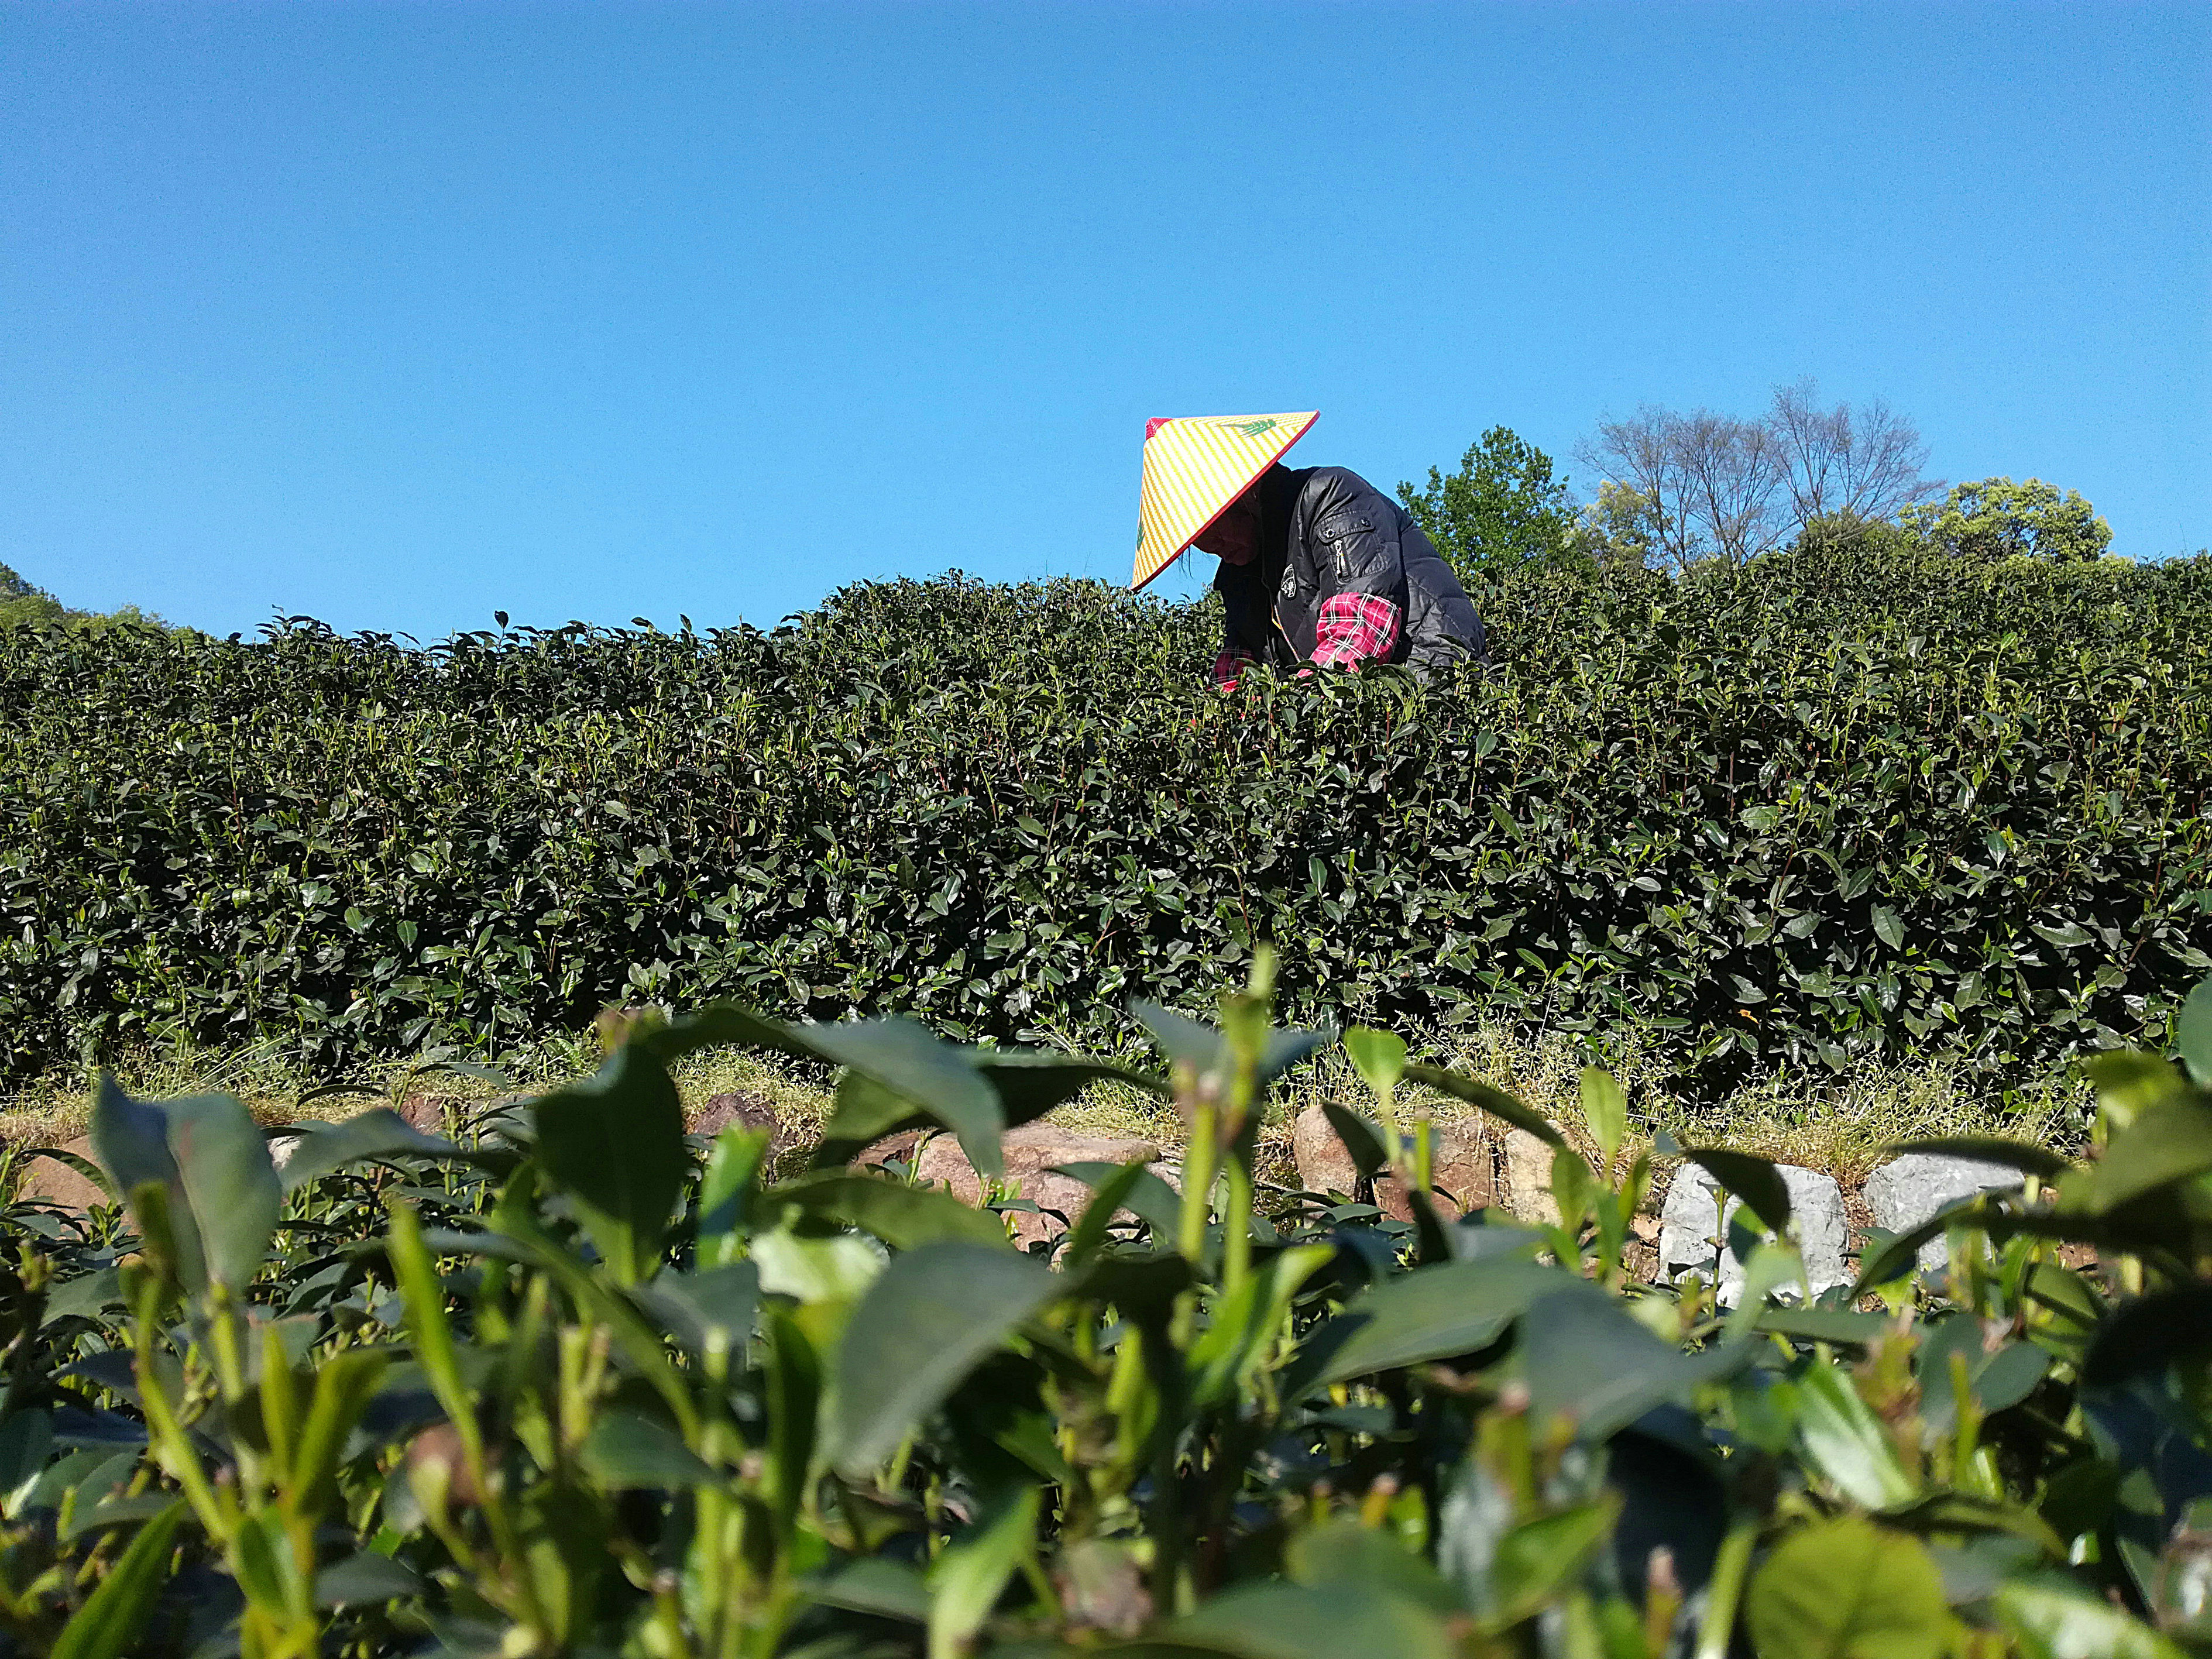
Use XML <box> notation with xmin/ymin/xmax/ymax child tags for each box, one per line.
<box><xmin>1863</xmin><ymin>1152</ymin><xmax>2021</xmax><ymax>1270</ymax></box>
<box><xmin>1658</xmin><ymin>1162</ymin><xmax>1849</xmax><ymax>1302</ymax></box>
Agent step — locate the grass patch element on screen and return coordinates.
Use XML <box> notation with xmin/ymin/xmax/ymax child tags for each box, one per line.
<box><xmin>2</xmin><ymin>1016</ymin><xmax>2089</xmax><ymax>1197</ymax></box>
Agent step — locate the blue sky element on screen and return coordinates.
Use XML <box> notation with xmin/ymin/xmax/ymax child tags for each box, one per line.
<box><xmin>3</xmin><ymin>1</ymin><xmax>2206</xmax><ymax>638</ymax></box>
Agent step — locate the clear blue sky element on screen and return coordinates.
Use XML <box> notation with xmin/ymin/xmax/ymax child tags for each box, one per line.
<box><xmin>3</xmin><ymin>2</ymin><xmax>2206</xmax><ymax>638</ymax></box>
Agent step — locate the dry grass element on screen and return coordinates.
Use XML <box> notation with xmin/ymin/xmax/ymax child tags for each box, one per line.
<box><xmin>0</xmin><ymin>1038</ymin><xmax>840</xmax><ymax>1150</ymax></box>
<box><xmin>2</xmin><ymin>1016</ymin><xmax>2089</xmax><ymax>1199</ymax></box>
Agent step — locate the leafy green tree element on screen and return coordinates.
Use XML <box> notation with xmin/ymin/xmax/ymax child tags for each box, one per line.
<box><xmin>0</xmin><ymin>561</ymin><xmax>68</xmax><ymax>626</ymax></box>
<box><xmin>1397</xmin><ymin>427</ymin><xmax>1587</xmax><ymax>586</ymax></box>
<box><xmin>1569</xmin><ymin>479</ymin><xmax>1664</xmax><ymax>569</ymax></box>
<box><xmin>0</xmin><ymin>559</ymin><xmax>174</xmax><ymax>631</ymax></box>
<box><xmin>1898</xmin><ymin>476</ymin><xmax>2113</xmax><ymax>562</ymax></box>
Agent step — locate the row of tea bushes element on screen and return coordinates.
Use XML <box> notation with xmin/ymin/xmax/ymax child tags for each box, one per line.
<box><xmin>3</xmin><ymin>547</ymin><xmax>2208</xmax><ymax>1092</ymax></box>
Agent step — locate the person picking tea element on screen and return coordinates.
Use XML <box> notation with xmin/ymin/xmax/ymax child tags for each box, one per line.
<box><xmin>1132</xmin><ymin>411</ymin><xmax>1486</xmax><ymax>689</ymax></box>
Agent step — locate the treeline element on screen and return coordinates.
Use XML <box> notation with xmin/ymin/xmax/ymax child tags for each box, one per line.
<box><xmin>0</xmin><ymin>558</ymin><xmax>176</xmax><ymax>633</ymax></box>
<box><xmin>3</xmin><ymin>542</ymin><xmax>2207</xmax><ymax>1097</ymax></box>
<box><xmin>1397</xmin><ymin>381</ymin><xmax>2159</xmax><ymax>589</ymax></box>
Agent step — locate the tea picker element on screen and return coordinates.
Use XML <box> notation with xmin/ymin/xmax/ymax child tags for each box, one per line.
<box><xmin>1132</xmin><ymin>410</ymin><xmax>1488</xmax><ymax>688</ymax></box>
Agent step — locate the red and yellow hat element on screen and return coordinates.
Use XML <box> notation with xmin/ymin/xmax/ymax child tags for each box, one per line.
<box><xmin>1131</xmin><ymin>410</ymin><xmax>1319</xmax><ymax>590</ymax></box>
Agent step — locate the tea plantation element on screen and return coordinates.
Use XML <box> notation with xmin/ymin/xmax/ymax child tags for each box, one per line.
<box><xmin>2</xmin><ymin>544</ymin><xmax>2207</xmax><ymax>1095</ymax></box>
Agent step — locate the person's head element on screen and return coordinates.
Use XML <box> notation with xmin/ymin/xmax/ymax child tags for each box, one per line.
<box><xmin>1194</xmin><ymin>482</ymin><xmax>1261</xmax><ymax>565</ymax></box>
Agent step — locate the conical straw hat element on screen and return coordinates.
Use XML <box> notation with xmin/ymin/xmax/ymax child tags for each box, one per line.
<box><xmin>1132</xmin><ymin>411</ymin><xmax>1318</xmax><ymax>590</ymax></box>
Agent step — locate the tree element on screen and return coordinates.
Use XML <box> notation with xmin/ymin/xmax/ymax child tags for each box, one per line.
<box><xmin>1767</xmin><ymin>378</ymin><xmax>1940</xmax><ymax>528</ymax></box>
<box><xmin>1576</xmin><ymin>383</ymin><xmax>1942</xmax><ymax>572</ymax></box>
<box><xmin>1569</xmin><ymin>480</ymin><xmax>1663</xmax><ymax>569</ymax></box>
<box><xmin>1898</xmin><ymin>478</ymin><xmax>2113</xmax><ymax>563</ymax></box>
<box><xmin>1397</xmin><ymin>427</ymin><xmax>1584</xmax><ymax>586</ymax></box>
<box><xmin>1575</xmin><ymin>405</ymin><xmax>1787</xmax><ymax>571</ymax></box>
<box><xmin>0</xmin><ymin>559</ymin><xmax>174</xmax><ymax>631</ymax></box>
<box><xmin>0</xmin><ymin>561</ymin><xmax>67</xmax><ymax>626</ymax></box>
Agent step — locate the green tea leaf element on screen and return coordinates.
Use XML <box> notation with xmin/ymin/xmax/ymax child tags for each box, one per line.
<box><xmin>532</xmin><ymin>1042</ymin><xmax>688</xmax><ymax>1284</ymax></box>
<box><xmin>1790</xmin><ymin>1362</ymin><xmax>1919</xmax><ymax>1509</ymax></box>
<box><xmin>2073</xmin><ymin>1101</ymin><xmax>2212</xmax><ymax>1214</ymax></box>
<box><xmin>1744</xmin><ymin>1516</ymin><xmax>1955</xmax><ymax>1659</ymax></box>
<box><xmin>50</xmin><ymin>1499</ymin><xmax>186</xmax><ymax>1659</ymax></box>
<box><xmin>278</xmin><ymin>1106</ymin><xmax>492</xmax><ymax>1192</ymax></box>
<box><xmin>926</xmin><ymin>1486</ymin><xmax>1039</xmax><ymax>1659</ymax></box>
<box><xmin>91</xmin><ymin>1078</ymin><xmax>280</xmax><ymax>1295</ymax></box>
<box><xmin>764</xmin><ymin>1170</ymin><xmax>1009</xmax><ymax>1250</ymax></box>
<box><xmin>1054</xmin><ymin>1158</ymin><xmax>1177</xmax><ymax>1260</ymax></box>
<box><xmin>631</xmin><ymin>1262</ymin><xmax>761</xmax><ymax>1358</ymax></box>
<box><xmin>1283</xmin><ymin>1257</ymin><xmax>1570</xmax><ymax>1397</ymax></box>
<box><xmin>802</xmin><ymin>1018</ymin><xmax>1007</xmax><ymax>1174</ymax></box>
<box><xmin>1679</xmin><ymin>1146</ymin><xmax>1792</xmax><ymax>1235</ymax></box>
<box><xmin>1578</xmin><ymin>1066</ymin><xmax>1626</xmax><ymax>1171</ymax></box>
<box><xmin>1871</xmin><ymin>906</ymin><xmax>1907</xmax><ymax>950</ymax></box>
<box><xmin>1995</xmin><ymin>1577</ymin><xmax>2184</xmax><ymax>1658</ymax></box>
<box><xmin>580</xmin><ymin>1411</ymin><xmax>715</xmax><ymax>1490</ymax></box>
<box><xmin>1518</xmin><ymin>1283</ymin><xmax>1748</xmax><ymax>1442</ymax></box>
<box><xmin>1344</xmin><ymin>1026</ymin><xmax>1408</xmax><ymax>1106</ymax></box>
<box><xmin>1884</xmin><ymin>1136</ymin><xmax>2073</xmax><ymax>1181</ymax></box>
<box><xmin>1321</xmin><ymin>1103</ymin><xmax>1393</xmax><ymax>1179</ymax></box>
<box><xmin>976</xmin><ymin>1052</ymin><xmax>1168</xmax><ymax>1125</ymax></box>
<box><xmin>2177</xmin><ymin>975</ymin><xmax>2212</xmax><ymax>1088</ymax></box>
<box><xmin>829</xmin><ymin>1243</ymin><xmax>1056</xmax><ymax>1476</ymax></box>
<box><xmin>1166</xmin><ymin>1581</ymin><xmax>1458</xmax><ymax>1659</ymax></box>
<box><xmin>1283</xmin><ymin>1517</ymin><xmax>1459</xmax><ymax>1613</ymax></box>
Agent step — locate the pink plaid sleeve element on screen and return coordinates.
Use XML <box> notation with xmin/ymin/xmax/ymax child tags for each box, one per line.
<box><xmin>1310</xmin><ymin>593</ymin><xmax>1402</xmax><ymax>671</ymax></box>
<box><xmin>1211</xmin><ymin>648</ymin><xmax>1256</xmax><ymax>691</ymax></box>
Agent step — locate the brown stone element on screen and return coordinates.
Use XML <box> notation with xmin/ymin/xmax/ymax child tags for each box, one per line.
<box><xmin>911</xmin><ymin>1122</ymin><xmax>1161</xmax><ymax>1248</ymax></box>
<box><xmin>15</xmin><ymin>1137</ymin><xmax>112</xmax><ymax>1210</ymax></box>
<box><xmin>1423</xmin><ymin>1121</ymin><xmax>1503</xmax><ymax>1217</ymax></box>
<box><xmin>690</xmin><ymin>1090</ymin><xmax>791</xmax><ymax>1147</ymax></box>
<box><xmin>397</xmin><ymin>1093</ymin><xmax>458</xmax><ymax>1135</ymax></box>
<box><xmin>1501</xmin><ymin>1128</ymin><xmax>1564</xmax><ymax>1226</ymax></box>
<box><xmin>1289</xmin><ymin>1104</ymin><xmax>1502</xmax><ymax>1221</ymax></box>
<box><xmin>1291</xmin><ymin>1102</ymin><xmax>1362</xmax><ymax>1198</ymax></box>
<box><xmin>854</xmin><ymin>1129</ymin><xmax>924</xmax><ymax>1170</ymax></box>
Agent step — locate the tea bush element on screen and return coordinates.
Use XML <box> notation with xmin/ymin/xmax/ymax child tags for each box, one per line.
<box><xmin>2</xmin><ymin>547</ymin><xmax>2208</xmax><ymax>1095</ymax></box>
<box><xmin>5</xmin><ymin>957</ymin><xmax>2212</xmax><ymax>1656</ymax></box>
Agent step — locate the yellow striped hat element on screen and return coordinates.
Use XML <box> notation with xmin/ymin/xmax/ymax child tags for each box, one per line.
<box><xmin>1132</xmin><ymin>410</ymin><xmax>1319</xmax><ymax>590</ymax></box>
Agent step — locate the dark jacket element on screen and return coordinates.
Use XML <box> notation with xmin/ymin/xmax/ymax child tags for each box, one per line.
<box><xmin>1214</xmin><ymin>465</ymin><xmax>1487</xmax><ymax>676</ymax></box>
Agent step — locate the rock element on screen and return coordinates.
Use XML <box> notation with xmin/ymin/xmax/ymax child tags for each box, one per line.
<box><xmin>1501</xmin><ymin>1128</ymin><xmax>1563</xmax><ymax>1226</ymax></box>
<box><xmin>1864</xmin><ymin>1152</ymin><xmax>2022</xmax><ymax>1271</ymax></box>
<box><xmin>1423</xmin><ymin>1121</ymin><xmax>1503</xmax><ymax>1217</ymax></box>
<box><xmin>268</xmin><ymin>1132</ymin><xmax>304</xmax><ymax>1172</ymax></box>
<box><xmin>1290</xmin><ymin>1104</ymin><xmax>1503</xmax><ymax>1221</ymax></box>
<box><xmin>854</xmin><ymin>1129</ymin><xmax>924</xmax><ymax>1170</ymax></box>
<box><xmin>1291</xmin><ymin>1102</ymin><xmax>1361</xmax><ymax>1197</ymax></box>
<box><xmin>15</xmin><ymin>1136</ymin><xmax>110</xmax><ymax>1210</ymax></box>
<box><xmin>912</xmin><ymin>1123</ymin><xmax>1161</xmax><ymax>1248</ymax></box>
<box><xmin>1658</xmin><ymin>1162</ymin><xmax>1849</xmax><ymax>1301</ymax></box>
<box><xmin>691</xmin><ymin>1090</ymin><xmax>792</xmax><ymax>1150</ymax></box>
<box><xmin>397</xmin><ymin>1093</ymin><xmax>456</xmax><ymax>1135</ymax></box>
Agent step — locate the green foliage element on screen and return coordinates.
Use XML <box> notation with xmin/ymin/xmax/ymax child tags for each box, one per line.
<box><xmin>4</xmin><ymin>553</ymin><xmax>2212</xmax><ymax>1101</ymax></box>
<box><xmin>0</xmin><ymin>559</ymin><xmax>179</xmax><ymax>633</ymax></box>
<box><xmin>1397</xmin><ymin>427</ymin><xmax>1588</xmax><ymax>586</ymax></box>
<box><xmin>1572</xmin><ymin>478</ymin><xmax>1664</xmax><ymax>569</ymax></box>
<box><xmin>0</xmin><ymin>562</ymin><xmax>68</xmax><ymax>628</ymax></box>
<box><xmin>1900</xmin><ymin>477</ymin><xmax>2115</xmax><ymax>564</ymax></box>
<box><xmin>5</xmin><ymin>963</ymin><xmax>2212</xmax><ymax>1655</ymax></box>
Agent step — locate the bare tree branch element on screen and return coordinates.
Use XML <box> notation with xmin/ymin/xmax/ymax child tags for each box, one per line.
<box><xmin>1768</xmin><ymin>378</ymin><xmax>1943</xmax><ymax>528</ymax></box>
<box><xmin>1576</xmin><ymin>406</ymin><xmax>1782</xmax><ymax>570</ymax></box>
<box><xmin>1580</xmin><ymin>383</ymin><xmax>1943</xmax><ymax>571</ymax></box>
